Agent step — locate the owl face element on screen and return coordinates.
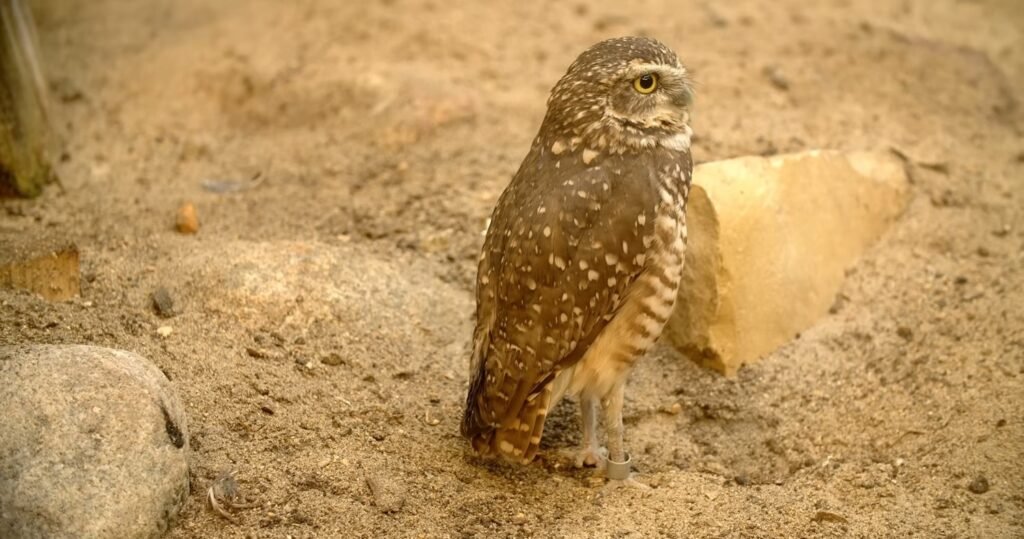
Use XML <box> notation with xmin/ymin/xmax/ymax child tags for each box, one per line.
<box><xmin>541</xmin><ymin>37</ymin><xmax>694</xmax><ymax>153</ymax></box>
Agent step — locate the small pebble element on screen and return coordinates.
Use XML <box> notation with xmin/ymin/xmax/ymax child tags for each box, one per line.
<box><xmin>246</xmin><ymin>347</ymin><xmax>269</xmax><ymax>359</ymax></box>
<box><xmin>156</xmin><ymin>326</ymin><xmax>173</xmax><ymax>338</ymax></box>
<box><xmin>762</xmin><ymin>65</ymin><xmax>790</xmax><ymax>90</ymax></box>
<box><xmin>706</xmin><ymin>6</ymin><xmax>728</xmax><ymax>27</ymax></box>
<box><xmin>896</xmin><ymin>326</ymin><xmax>913</xmax><ymax>340</ymax></box>
<box><xmin>200</xmin><ymin>173</ymin><xmax>263</xmax><ymax>193</ymax></box>
<box><xmin>366</xmin><ymin>475</ymin><xmax>405</xmax><ymax>514</ymax></box>
<box><xmin>152</xmin><ymin>287</ymin><xmax>175</xmax><ymax>318</ymax></box>
<box><xmin>812</xmin><ymin>511</ymin><xmax>848</xmax><ymax>524</ymax></box>
<box><xmin>967</xmin><ymin>475</ymin><xmax>990</xmax><ymax>494</ymax></box>
<box><xmin>320</xmin><ymin>352</ymin><xmax>345</xmax><ymax>366</ymax></box>
<box><xmin>201</xmin><ymin>180</ymin><xmax>244</xmax><ymax>193</ymax></box>
<box><xmin>175</xmin><ymin>202</ymin><xmax>199</xmax><ymax>234</ymax></box>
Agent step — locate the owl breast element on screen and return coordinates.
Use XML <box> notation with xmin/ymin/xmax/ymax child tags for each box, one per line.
<box><xmin>558</xmin><ymin>157</ymin><xmax>690</xmax><ymax>401</ymax></box>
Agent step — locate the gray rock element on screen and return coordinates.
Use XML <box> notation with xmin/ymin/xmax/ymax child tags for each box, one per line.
<box><xmin>0</xmin><ymin>345</ymin><xmax>190</xmax><ymax>539</ymax></box>
<box><xmin>151</xmin><ymin>287</ymin><xmax>176</xmax><ymax>318</ymax></box>
<box><xmin>967</xmin><ymin>475</ymin><xmax>990</xmax><ymax>494</ymax></box>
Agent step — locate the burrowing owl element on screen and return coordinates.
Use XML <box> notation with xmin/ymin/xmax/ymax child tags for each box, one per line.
<box><xmin>461</xmin><ymin>37</ymin><xmax>694</xmax><ymax>482</ymax></box>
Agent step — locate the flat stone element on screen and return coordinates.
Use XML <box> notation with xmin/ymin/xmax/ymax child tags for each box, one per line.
<box><xmin>182</xmin><ymin>240</ymin><xmax>471</xmax><ymax>370</ymax></box>
<box><xmin>366</xmin><ymin>473</ymin><xmax>405</xmax><ymax>514</ymax></box>
<box><xmin>667</xmin><ymin>150</ymin><xmax>910</xmax><ymax>374</ymax></box>
<box><xmin>0</xmin><ymin>345</ymin><xmax>190</xmax><ymax>538</ymax></box>
<box><xmin>0</xmin><ymin>234</ymin><xmax>80</xmax><ymax>301</ymax></box>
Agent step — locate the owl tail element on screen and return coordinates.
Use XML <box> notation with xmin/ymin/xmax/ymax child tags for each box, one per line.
<box><xmin>462</xmin><ymin>383</ymin><xmax>553</xmax><ymax>465</ymax></box>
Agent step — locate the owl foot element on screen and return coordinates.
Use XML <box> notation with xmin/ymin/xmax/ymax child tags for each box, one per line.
<box><xmin>573</xmin><ymin>446</ymin><xmax>607</xmax><ymax>469</ymax></box>
<box><xmin>602</xmin><ymin>476</ymin><xmax>651</xmax><ymax>491</ymax></box>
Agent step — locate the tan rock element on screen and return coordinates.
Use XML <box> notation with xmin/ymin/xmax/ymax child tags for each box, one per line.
<box><xmin>175</xmin><ymin>202</ymin><xmax>199</xmax><ymax>234</ymax></box>
<box><xmin>667</xmin><ymin>150</ymin><xmax>909</xmax><ymax>374</ymax></box>
<box><xmin>0</xmin><ymin>235</ymin><xmax>79</xmax><ymax>301</ymax></box>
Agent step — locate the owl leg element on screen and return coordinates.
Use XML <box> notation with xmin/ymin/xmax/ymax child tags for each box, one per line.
<box><xmin>574</xmin><ymin>393</ymin><xmax>606</xmax><ymax>469</ymax></box>
<box><xmin>600</xmin><ymin>381</ymin><xmax>649</xmax><ymax>489</ymax></box>
<box><xmin>601</xmin><ymin>381</ymin><xmax>627</xmax><ymax>464</ymax></box>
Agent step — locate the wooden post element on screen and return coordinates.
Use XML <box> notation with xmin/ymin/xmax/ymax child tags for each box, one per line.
<box><xmin>0</xmin><ymin>0</ymin><xmax>55</xmax><ymax>198</ymax></box>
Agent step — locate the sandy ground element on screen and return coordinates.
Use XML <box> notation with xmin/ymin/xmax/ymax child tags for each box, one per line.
<box><xmin>2</xmin><ymin>0</ymin><xmax>1023</xmax><ymax>537</ymax></box>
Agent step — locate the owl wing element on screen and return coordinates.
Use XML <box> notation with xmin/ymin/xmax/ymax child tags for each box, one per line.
<box><xmin>462</xmin><ymin>152</ymin><xmax>659</xmax><ymax>436</ymax></box>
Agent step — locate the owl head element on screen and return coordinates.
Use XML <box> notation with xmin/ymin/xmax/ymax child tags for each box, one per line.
<box><xmin>541</xmin><ymin>36</ymin><xmax>694</xmax><ymax>154</ymax></box>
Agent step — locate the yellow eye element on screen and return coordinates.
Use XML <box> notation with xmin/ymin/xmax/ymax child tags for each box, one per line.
<box><xmin>633</xmin><ymin>73</ymin><xmax>658</xmax><ymax>94</ymax></box>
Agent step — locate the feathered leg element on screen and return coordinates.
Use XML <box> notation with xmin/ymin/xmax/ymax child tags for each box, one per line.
<box><xmin>601</xmin><ymin>381</ymin><xmax>648</xmax><ymax>489</ymax></box>
<box><xmin>574</xmin><ymin>393</ymin><xmax>606</xmax><ymax>468</ymax></box>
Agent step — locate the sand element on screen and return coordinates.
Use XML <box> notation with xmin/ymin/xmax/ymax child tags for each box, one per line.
<box><xmin>1</xmin><ymin>0</ymin><xmax>1022</xmax><ymax>537</ymax></box>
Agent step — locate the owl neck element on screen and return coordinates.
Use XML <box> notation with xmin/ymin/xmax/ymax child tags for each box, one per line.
<box><xmin>600</xmin><ymin>108</ymin><xmax>693</xmax><ymax>153</ymax></box>
<box><xmin>540</xmin><ymin>111</ymin><xmax>692</xmax><ymax>156</ymax></box>
<box><xmin>656</xmin><ymin>127</ymin><xmax>693</xmax><ymax>152</ymax></box>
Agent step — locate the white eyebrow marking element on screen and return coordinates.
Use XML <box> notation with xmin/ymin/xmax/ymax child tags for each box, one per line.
<box><xmin>624</xmin><ymin>62</ymin><xmax>687</xmax><ymax>78</ymax></box>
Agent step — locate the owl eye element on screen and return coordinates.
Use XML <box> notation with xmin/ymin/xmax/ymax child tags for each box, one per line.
<box><xmin>633</xmin><ymin>73</ymin><xmax>658</xmax><ymax>94</ymax></box>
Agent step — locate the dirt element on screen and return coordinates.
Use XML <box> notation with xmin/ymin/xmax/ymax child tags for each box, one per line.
<box><xmin>2</xmin><ymin>0</ymin><xmax>1023</xmax><ymax>537</ymax></box>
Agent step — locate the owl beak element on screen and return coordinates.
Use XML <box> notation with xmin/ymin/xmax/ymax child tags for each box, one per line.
<box><xmin>675</xmin><ymin>86</ymin><xmax>694</xmax><ymax>110</ymax></box>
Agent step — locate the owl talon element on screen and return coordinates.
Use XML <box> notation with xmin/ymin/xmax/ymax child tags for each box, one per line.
<box><xmin>602</xmin><ymin>476</ymin><xmax>651</xmax><ymax>491</ymax></box>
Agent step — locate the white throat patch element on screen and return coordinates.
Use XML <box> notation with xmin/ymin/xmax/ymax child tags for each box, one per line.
<box><xmin>659</xmin><ymin>129</ymin><xmax>692</xmax><ymax>151</ymax></box>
